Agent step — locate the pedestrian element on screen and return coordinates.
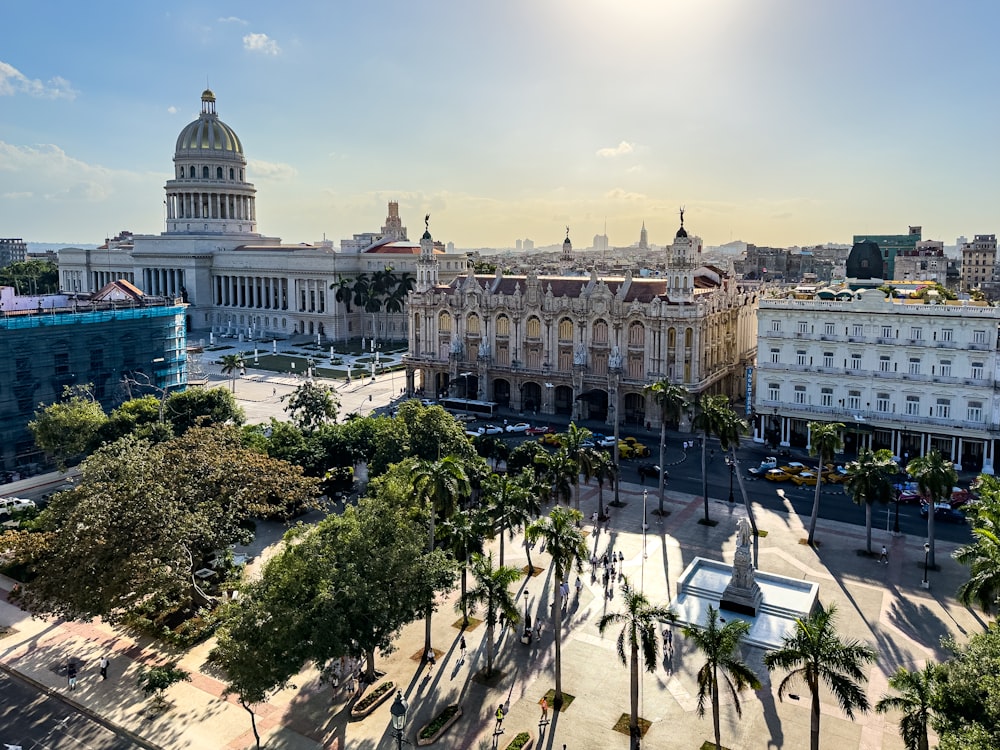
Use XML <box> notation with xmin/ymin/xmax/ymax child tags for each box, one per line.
<box><xmin>666</xmin><ymin>627</ymin><xmax>673</xmax><ymax>652</ymax></box>
<box><xmin>67</xmin><ymin>661</ymin><xmax>78</xmax><ymax>690</ymax></box>
<box><xmin>591</xmin><ymin>511</ymin><xmax>598</xmax><ymax>524</ymax></box>
<box><xmin>540</xmin><ymin>695</ymin><xmax>549</xmax><ymax>723</ymax></box>
<box><xmin>879</xmin><ymin>544</ymin><xmax>889</xmax><ymax>565</ymax></box>
<box><xmin>575</xmin><ymin>576</ymin><xmax>583</xmax><ymax>598</ymax></box>
<box><xmin>460</xmin><ymin>635</ymin><xmax>467</xmax><ymax>662</ymax></box>
<box><xmin>426</xmin><ymin>649</ymin><xmax>436</xmax><ymax>673</ymax></box>
<box><xmin>99</xmin><ymin>655</ymin><xmax>109</xmax><ymax>681</ymax></box>
<box><xmin>272</xmin><ymin>386</ymin><xmax>277</xmax><ymax>396</ymax></box>
<box><xmin>495</xmin><ymin>703</ymin><xmax>505</xmax><ymax>731</ymax></box>
<box><xmin>601</xmin><ymin>553</ymin><xmax>608</xmax><ymax>567</ymax></box>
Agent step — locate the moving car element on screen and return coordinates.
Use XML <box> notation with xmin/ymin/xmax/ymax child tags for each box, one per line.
<box><xmin>539</xmin><ymin>433</ymin><xmax>561</xmax><ymax>446</ymax></box>
<box><xmin>919</xmin><ymin>501</ymin><xmax>966</xmax><ymax>524</ymax></box>
<box><xmin>780</xmin><ymin>462</ymin><xmax>807</xmax><ymax>475</ymax></box>
<box><xmin>505</xmin><ymin>422</ymin><xmax>531</xmax><ymax>433</ymax></box>
<box><xmin>481</xmin><ymin>424</ymin><xmax>504</xmax><ymax>435</ymax></box>
<box><xmin>791</xmin><ymin>471</ymin><xmax>818</xmax><ymax>486</ymax></box>
<box><xmin>748</xmin><ymin>457</ymin><xmax>778</xmax><ymax>477</ymax></box>
<box><xmin>638</xmin><ymin>464</ymin><xmax>666</xmax><ymax>480</ymax></box>
<box><xmin>526</xmin><ymin>425</ymin><xmax>554</xmax><ymax>436</ymax></box>
<box><xmin>764</xmin><ymin>469</ymin><xmax>793</xmax><ymax>482</ymax></box>
<box><xmin>593</xmin><ymin>433</ymin><xmax>617</xmax><ymax>448</ymax></box>
<box><xmin>623</xmin><ymin>437</ymin><xmax>651</xmax><ymax>458</ymax></box>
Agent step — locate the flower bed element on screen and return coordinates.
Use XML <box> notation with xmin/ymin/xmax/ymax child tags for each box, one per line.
<box><xmin>504</xmin><ymin>731</ymin><xmax>533</xmax><ymax>750</ymax></box>
<box><xmin>416</xmin><ymin>704</ymin><xmax>462</xmax><ymax>746</ymax></box>
<box><xmin>349</xmin><ymin>681</ymin><xmax>394</xmax><ymax>720</ymax></box>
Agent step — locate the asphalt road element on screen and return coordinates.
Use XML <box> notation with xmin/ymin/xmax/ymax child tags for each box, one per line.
<box><xmin>0</xmin><ymin>670</ymin><xmax>136</xmax><ymax>749</ymax></box>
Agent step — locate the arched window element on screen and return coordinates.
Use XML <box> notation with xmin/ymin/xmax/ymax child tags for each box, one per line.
<box><xmin>558</xmin><ymin>317</ymin><xmax>573</xmax><ymax>342</ymax></box>
<box><xmin>592</xmin><ymin>319</ymin><xmax>608</xmax><ymax>344</ymax></box>
<box><xmin>628</xmin><ymin>321</ymin><xmax>645</xmax><ymax>346</ymax></box>
<box><xmin>467</xmin><ymin>313</ymin><xmax>481</xmax><ymax>335</ymax></box>
<box><xmin>217</xmin><ymin>167</ymin><xmax>223</xmax><ymax>179</ymax></box>
<box><xmin>526</xmin><ymin>316</ymin><xmax>541</xmax><ymax>339</ymax></box>
<box><xmin>177</xmin><ymin>167</ymin><xmax>183</xmax><ymax>179</ymax></box>
<box><xmin>438</xmin><ymin>311</ymin><xmax>452</xmax><ymax>333</ymax></box>
<box><xmin>202</xmin><ymin>166</ymin><xmax>210</xmax><ymax>179</ymax></box>
<box><xmin>229</xmin><ymin>167</ymin><xmax>235</xmax><ymax>180</ymax></box>
<box><xmin>495</xmin><ymin>314</ymin><xmax>510</xmax><ymax>337</ymax></box>
<box><xmin>240</xmin><ymin>169</ymin><xmax>244</xmax><ymax>180</ymax></box>
<box><xmin>189</xmin><ymin>166</ymin><xmax>196</xmax><ymax>178</ymax></box>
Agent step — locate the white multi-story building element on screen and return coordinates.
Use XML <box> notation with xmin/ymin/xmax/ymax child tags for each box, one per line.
<box><xmin>754</xmin><ymin>288</ymin><xmax>1000</xmax><ymax>473</ymax></box>
<box><xmin>56</xmin><ymin>90</ymin><xmax>468</xmax><ymax>343</ymax></box>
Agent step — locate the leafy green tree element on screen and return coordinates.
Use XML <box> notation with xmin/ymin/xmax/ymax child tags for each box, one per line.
<box><xmin>955</xmin><ymin>475</ymin><xmax>1000</xmax><ymax>612</ymax></box>
<box><xmin>599</xmin><ymin>576</ymin><xmax>676</xmax><ymax>749</ymax></box>
<box><xmin>844</xmin><ymin>448</ymin><xmax>898</xmax><ymax>555</ymax></box>
<box><xmin>137</xmin><ymin>661</ymin><xmax>191</xmax><ymax>704</ymax></box>
<box><xmin>763</xmin><ymin>604</ymin><xmax>877</xmax><ymax>750</ymax></box>
<box><xmin>0</xmin><ymin>259</ymin><xmax>59</xmax><ymax>293</ymax></box>
<box><xmin>28</xmin><ymin>384</ymin><xmax>108</xmax><ymax>468</ymax></box>
<box><xmin>219</xmin><ymin>353</ymin><xmax>245</xmax><ymax>393</ymax></box>
<box><xmin>806</xmin><ymin>422</ymin><xmax>844</xmax><ymax>546</ymax></box>
<box><xmin>281</xmin><ymin>380</ymin><xmax>340</xmax><ymax>432</ymax></box>
<box><xmin>932</xmin><ymin>622</ymin><xmax>1000</xmax><ymax>750</ymax></box>
<box><xmin>459</xmin><ymin>552</ymin><xmax>522</xmax><ymax>677</ymax></box>
<box><xmin>12</xmin><ymin>427</ymin><xmax>319</xmax><ymax>623</ymax></box>
<box><xmin>411</xmin><ymin>456</ymin><xmax>471</xmax><ymax>653</ymax></box>
<box><xmin>101</xmin><ymin>395</ymin><xmax>163</xmax><ymax>443</ymax></box>
<box><xmin>475</xmin><ymin>434</ymin><xmax>509</xmax><ymax>470</ymax></box>
<box><xmin>507</xmin><ymin>439</ymin><xmax>547</xmax><ymax>473</ymax></box>
<box><xmin>682</xmin><ymin>606</ymin><xmax>760</xmax><ymax>750</ymax></box>
<box><xmin>644</xmin><ymin>380</ymin><xmax>689</xmax><ymax>515</ymax></box>
<box><xmin>526</xmin><ymin>506</ymin><xmax>587</xmax><ymax>707</ymax></box>
<box><xmin>907</xmin><ymin>450</ymin><xmax>957</xmax><ymax>568</ymax></box>
<box><xmin>876</xmin><ymin>664</ymin><xmax>939</xmax><ymax>750</ymax></box>
<box><xmin>165</xmin><ymin>386</ymin><xmax>244</xmax><ymax>433</ymax></box>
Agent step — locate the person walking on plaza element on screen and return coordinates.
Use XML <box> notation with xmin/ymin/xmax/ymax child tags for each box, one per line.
<box><xmin>495</xmin><ymin>703</ymin><xmax>505</xmax><ymax>732</ymax></box>
<box><xmin>99</xmin><ymin>655</ymin><xmax>109</xmax><ymax>681</ymax></box>
<box><xmin>575</xmin><ymin>576</ymin><xmax>583</xmax><ymax>598</ymax></box>
<box><xmin>540</xmin><ymin>695</ymin><xmax>549</xmax><ymax>723</ymax></box>
<box><xmin>66</xmin><ymin>661</ymin><xmax>78</xmax><ymax>690</ymax></box>
<box><xmin>459</xmin><ymin>635</ymin><xmax>467</xmax><ymax>663</ymax></box>
<box><xmin>426</xmin><ymin>649</ymin><xmax>436</xmax><ymax>674</ymax></box>
<box><xmin>879</xmin><ymin>544</ymin><xmax>889</xmax><ymax>564</ymax></box>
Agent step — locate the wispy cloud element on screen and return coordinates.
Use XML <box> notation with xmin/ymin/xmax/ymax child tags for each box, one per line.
<box><xmin>167</xmin><ymin>105</ymin><xmax>178</xmax><ymax>114</ymax></box>
<box><xmin>243</xmin><ymin>33</ymin><xmax>280</xmax><ymax>56</ymax></box>
<box><xmin>0</xmin><ymin>141</ymin><xmax>146</xmax><ymax>203</ymax></box>
<box><xmin>248</xmin><ymin>159</ymin><xmax>297</xmax><ymax>180</ymax></box>
<box><xmin>596</xmin><ymin>140</ymin><xmax>635</xmax><ymax>158</ymax></box>
<box><xmin>0</xmin><ymin>61</ymin><xmax>77</xmax><ymax>100</ymax></box>
<box><xmin>218</xmin><ymin>16</ymin><xmax>248</xmax><ymax>25</ymax></box>
<box><xmin>2</xmin><ymin>191</ymin><xmax>33</xmax><ymax>199</ymax></box>
<box><xmin>604</xmin><ymin>188</ymin><xmax>646</xmax><ymax>201</ymax></box>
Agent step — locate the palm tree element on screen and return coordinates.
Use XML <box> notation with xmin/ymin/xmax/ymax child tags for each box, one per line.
<box><xmin>220</xmin><ymin>353</ymin><xmax>245</xmax><ymax>393</ymax></box>
<box><xmin>330</xmin><ymin>275</ymin><xmax>355</xmax><ymax>345</ymax></box>
<box><xmin>411</xmin><ymin>456</ymin><xmax>471</xmax><ymax>653</ymax></box>
<box><xmin>459</xmin><ymin>553</ymin><xmax>522</xmax><ymax>677</ymax></box>
<box><xmin>526</xmin><ymin>506</ymin><xmax>587</xmax><ymax>707</ymax></box>
<box><xmin>844</xmin><ymin>448</ymin><xmax>898</xmax><ymax>555</ymax></box>
<box><xmin>907</xmin><ymin>450</ymin><xmax>957</xmax><ymax>568</ymax></box>
<box><xmin>481</xmin><ymin>472</ymin><xmax>531</xmax><ymax>567</ymax></box>
<box><xmin>692</xmin><ymin>394</ymin><xmax>740</xmax><ymax>524</ymax></box>
<box><xmin>599</xmin><ymin>576</ymin><xmax>676</xmax><ymax>749</ymax></box>
<box><xmin>590</xmin><ymin>449</ymin><xmax>616</xmax><ymax>521</ymax></box>
<box><xmin>557</xmin><ymin>422</ymin><xmax>593</xmax><ymax>512</ymax></box>
<box><xmin>645</xmin><ymin>380</ymin><xmax>689</xmax><ymax>515</ymax></box>
<box><xmin>763</xmin><ymin>603</ymin><xmax>877</xmax><ymax>750</ymax></box>
<box><xmin>875</xmin><ymin>663</ymin><xmax>939</xmax><ymax>750</ymax></box>
<box><xmin>505</xmin><ymin>468</ymin><xmax>544</xmax><ymax>574</ymax></box>
<box><xmin>806</xmin><ymin>422</ymin><xmax>844</xmax><ymax>546</ymax></box>
<box><xmin>439</xmin><ymin>508</ymin><xmax>487</xmax><ymax>627</ymax></box>
<box><xmin>955</xmin><ymin>491</ymin><xmax>1000</xmax><ymax>613</ymax></box>
<box><xmin>682</xmin><ymin>606</ymin><xmax>761</xmax><ymax>750</ymax></box>
<box><xmin>534</xmin><ymin>446</ymin><xmax>577</xmax><ymax>506</ymax></box>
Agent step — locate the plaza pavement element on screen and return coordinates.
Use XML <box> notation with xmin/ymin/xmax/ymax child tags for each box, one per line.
<box><xmin>0</xmin><ymin>472</ymin><xmax>987</xmax><ymax>750</ymax></box>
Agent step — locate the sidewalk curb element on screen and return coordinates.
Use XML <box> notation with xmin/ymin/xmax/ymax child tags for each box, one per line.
<box><xmin>0</xmin><ymin>659</ymin><xmax>165</xmax><ymax>750</ymax></box>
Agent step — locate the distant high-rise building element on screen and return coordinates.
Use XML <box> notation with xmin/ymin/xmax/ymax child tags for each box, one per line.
<box><xmin>961</xmin><ymin>234</ymin><xmax>997</xmax><ymax>292</ymax></box>
<box><xmin>515</xmin><ymin>239</ymin><xmax>523</xmax><ymax>251</ymax></box>
<box><xmin>592</xmin><ymin>233</ymin><xmax>609</xmax><ymax>254</ymax></box>
<box><xmin>639</xmin><ymin>222</ymin><xmax>648</xmax><ymax>250</ymax></box>
<box><xmin>0</xmin><ymin>238</ymin><xmax>27</xmax><ymax>267</ymax></box>
<box><xmin>523</xmin><ymin>238</ymin><xmax>534</xmax><ymax>251</ymax></box>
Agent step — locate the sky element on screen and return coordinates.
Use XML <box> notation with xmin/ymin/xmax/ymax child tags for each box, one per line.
<box><xmin>2</xmin><ymin>1</ymin><xmax>999</xmax><ymax>250</ymax></box>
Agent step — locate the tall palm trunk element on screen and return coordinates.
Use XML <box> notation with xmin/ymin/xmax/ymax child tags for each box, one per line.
<box><xmin>553</xmin><ymin>572</ymin><xmax>564</xmax><ymax>705</ymax></box>
<box><xmin>460</xmin><ymin>555</ymin><xmax>469</xmax><ymax>626</ymax></box>
<box><xmin>597</xmin><ymin>479</ymin><xmax>605</xmax><ymax>519</ymax></box>
<box><xmin>808</xmin><ymin>454</ymin><xmax>824</xmax><ymax>545</ymax></box>
<box><xmin>810</xmin><ymin>675</ymin><xmax>821</xmax><ymax>750</ymax></box>
<box><xmin>865</xmin><ymin>502</ymin><xmax>873</xmax><ymax>554</ymax></box>
<box><xmin>498</xmin><ymin>518</ymin><xmax>506</xmax><ymax>567</ymax></box>
<box><xmin>927</xmin><ymin>507</ymin><xmax>936</xmax><ymax>568</ymax></box>
<box><xmin>629</xmin><ymin>638</ymin><xmax>640</xmax><ymax>750</ymax></box>
<box><xmin>425</xmin><ymin>514</ymin><xmax>435</xmax><ymax>653</ymax></box>
<box><xmin>524</xmin><ymin>535</ymin><xmax>534</xmax><ymax>574</ymax></box>
<box><xmin>485</xmin><ymin>620</ymin><xmax>496</xmax><ymax>676</ymax></box>
<box><xmin>657</xmin><ymin>422</ymin><xmax>667</xmax><ymax>514</ymax></box>
<box><xmin>712</xmin><ymin>665</ymin><xmax>722</xmax><ymax>750</ymax></box>
<box><xmin>702</xmin><ymin>431</ymin><xmax>710</xmax><ymax>521</ymax></box>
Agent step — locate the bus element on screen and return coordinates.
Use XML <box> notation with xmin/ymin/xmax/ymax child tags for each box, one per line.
<box><xmin>439</xmin><ymin>398</ymin><xmax>498</xmax><ymax>418</ymax></box>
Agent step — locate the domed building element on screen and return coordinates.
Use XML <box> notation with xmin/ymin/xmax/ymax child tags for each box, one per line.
<box><xmin>57</xmin><ymin>90</ymin><xmax>469</xmax><ymax>341</ymax></box>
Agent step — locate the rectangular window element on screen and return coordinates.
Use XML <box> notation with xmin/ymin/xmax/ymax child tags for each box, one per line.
<box><xmin>824</xmin><ymin>322</ymin><xmax>835</xmax><ymax>336</ymax></box>
<box><xmin>771</xmin><ymin>320</ymin><xmax>782</xmax><ymax>332</ymax></box>
<box><xmin>852</xmin><ymin>324</ymin><xmax>863</xmax><ymax>337</ymax></box>
<box><xmin>823</xmin><ymin>352</ymin><xmax>834</xmax><ymax>368</ymax></box>
<box><xmin>974</xmin><ymin>329</ymin><xmax>987</xmax><ymax>344</ymax></box>
<box><xmin>850</xmin><ymin>353</ymin><xmax>862</xmax><ymax>370</ymax></box>
<box><xmin>876</xmin><ymin>393</ymin><xmax>890</xmax><ymax>412</ymax></box>
<box><xmin>905</xmin><ymin>396</ymin><xmax>920</xmax><ymax>416</ymax></box>
<box><xmin>847</xmin><ymin>391</ymin><xmax>861</xmax><ymax>410</ymax></box>
<box><xmin>941</xmin><ymin>328</ymin><xmax>953</xmax><ymax>342</ymax></box>
<box><xmin>968</xmin><ymin>401</ymin><xmax>984</xmax><ymax>422</ymax></box>
<box><xmin>797</xmin><ymin>350</ymin><xmax>807</xmax><ymax>366</ymax></box>
<box><xmin>910</xmin><ymin>327</ymin><xmax>922</xmax><ymax>340</ymax></box>
<box><xmin>768</xmin><ymin>383</ymin><xmax>780</xmax><ymax>401</ymax></box>
<box><xmin>794</xmin><ymin>385</ymin><xmax>806</xmax><ymax>404</ymax></box>
<box><xmin>972</xmin><ymin>362</ymin><xmax>984</xmax><ymax>379</ymax></box>
<box><xmin>935</xmin><ymin>398</ymin><xmax>951</xmax><ymax>419</ymax></box>
<box><xmin>798</xmin><ymin>321</ymin><xmax>809</xmax><ymax>334</ymax></box>
<box><xmin>821</xmin><ymin>388</ymin><xmax>833</xmax><ymax>407</ymax></box>
<box><xmin>940</xmin><ymin>360</ymin><xmax>952</xmax><ymax>377</ymax></box>
<box><xmin>879</xmin><ymin>356</ymin><xmax>890</xmax><ymax>372</ymax></box>
<box><xmin>770</xmin><ymin>348</ymin><xmax>780</xmax><ymax>364</ymax></box>
<box><xmin>881</xmin><ymin>325</ymin><xmax>893</xmax><ymax>339</ymax></box>
<box><xmin>908</xmin><ymin>358</ymin><xmax>921</xmax><ymax>375</ymax></box>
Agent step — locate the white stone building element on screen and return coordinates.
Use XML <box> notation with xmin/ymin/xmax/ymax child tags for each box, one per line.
<box><xmin>56</xmin><ymin>90</ymin><xmax>468</xmax><ymax>343</ymax></box>
<box><xmin>754</xmin><ymin>289</ymin><xmax>1000</xmax><ymax>473</ymax></box>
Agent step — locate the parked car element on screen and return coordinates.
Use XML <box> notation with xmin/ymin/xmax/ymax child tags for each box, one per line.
<box><xmin>919</xmin><ymin>501</ymin><xmax>966</xmax><ymax>523</ymax></box>
<box><xmin>505</xmin><ymin>422</ymin><xmax>531</xmax><ymax>433</ymax></box>
<box><xmin>623</xmin><ymin>437</ymin><xmax>651</xmax><ymax>458</ymax></box>
<box><xmin>0</xmin><ymin>497</ymin><xmax>35</xmax><ymax>513</ymax></box>
<box><xmin>481</xmin><ymin>424</ymin><xmax>504</xmax><ymax>435</ymax></box>
<box><xmin>748</xmin><ymin>457</ymin><xmax>778</xmax><ymax>477</ymax></box>
<box><xmin>780</xmin><ymin>462</ymin><xmax>807</xmax><ymax>475</ymax></box>
<box><xmin>539</xmin><ymin>433</ymin><xmax>561</xmax><ymax>446</ymax></box>
<box><xmin>526</xmin><ymin>425</ymin><xmax>554</xmax><ymax>436</ymax></box>
<box><xmin>420</xmin><ymin>398</ymin><xmax>435</xmax><ymax>406</ymax></box>
<box><xmin>593</xmin><ymin>434</ymin><xmax>617</xmax><ymax>448</ymax></box>
<box><xmin>638</xmin><ymin>464</ymin><xmax>666</xmax><ymax>480</ymax></box>
<box><xmin>764</xmin><ymin>469</ymin><xmax>793</xmax><ymax>482</ymax></box>
<box><xmin>465</xmin><ymin>428</ymin><xmax>484</xmax><ymax>439</ymax></box>
<box><xmin>791</xmin><ymin>471</ymin><xmax>818</xmax><ymax>487</ymax></box>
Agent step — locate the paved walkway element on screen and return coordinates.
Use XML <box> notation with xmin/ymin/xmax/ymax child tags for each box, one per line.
<box><xmin>1</xmin><ymin>479</ymin><xmax>986</xmax><ymax>749</ymax></box>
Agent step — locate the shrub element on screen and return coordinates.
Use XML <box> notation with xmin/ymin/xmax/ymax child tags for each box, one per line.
<box><xmin>505</xmin><ymin>732</ymin><xmax>531</xmax><ymax>750</ymax></box>
<box><xmin>419</xmin><ymin>704</ymin><xmax>459</xmax><ymax>739</ymax></box>
<box><xmin>354</xmin><ymin>681</ymin><xmax>393</xmax><ymax>712</ymax></box>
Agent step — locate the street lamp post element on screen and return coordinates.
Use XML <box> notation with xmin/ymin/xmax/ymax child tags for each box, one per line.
<box><xmin>727</xmin><ymin>457</ymin><xmax>735</xmax><ymax>503</ymax></box>
<box><xmin>522</xmin><ymin>590</ymin><xmax>531</xmax><ymax>643</ymax></box>
<box><xmin>642</xmin><ymin>489</ymin><xmax>648</xmax><ymax>558</ymax></box>
<box><xmin>922</xmin><ymin>541</ymin><xmax>931</xmax><ymax>588</ymax></box>
<box><xmin>609</xmin><ymin>365</ymin><xmax>623</xmax><ymax>508</ymax></box>
<box><xmin>390</xmin><ymin>690</ymin><xmax>409</xmax><ymax>749</ymax></box>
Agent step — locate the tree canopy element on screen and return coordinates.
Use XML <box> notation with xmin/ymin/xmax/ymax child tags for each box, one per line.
<box><xmin>28</xmin><ymin>385</ymin><xmax>108</xmax><ymax>468</ymax></box>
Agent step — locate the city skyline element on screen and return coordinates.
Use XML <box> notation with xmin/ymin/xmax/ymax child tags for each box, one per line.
<box><xmin>2</xmin><ymin>1</ymin><xmax>998</xmax><ymax>249</ymax></box>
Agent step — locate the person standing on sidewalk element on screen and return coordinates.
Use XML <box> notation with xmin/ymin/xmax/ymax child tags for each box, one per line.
<box><xmin>67</xmin><ymin>661</ymin><xmax>78</xmax><ymax>690</ymax></box>
<box><xmin>99</xmin><ymin>655</ymin><xmax>109</xmax><ymax>681</ymax></box>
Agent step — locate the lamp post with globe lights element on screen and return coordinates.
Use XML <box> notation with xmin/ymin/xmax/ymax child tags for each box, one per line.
<box><xmin>390</xmin><ymin>690</ymin><xmax>409</xmax><ymax>749</ymax></box>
